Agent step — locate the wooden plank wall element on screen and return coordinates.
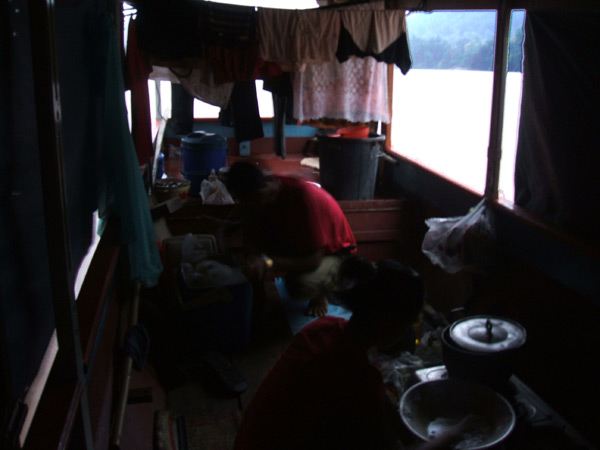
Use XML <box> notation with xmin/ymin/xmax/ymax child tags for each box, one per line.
<box><xmin>164</xmin><ymin>198</ymin><xmax>413</xmax><ymax>264</ymax></box>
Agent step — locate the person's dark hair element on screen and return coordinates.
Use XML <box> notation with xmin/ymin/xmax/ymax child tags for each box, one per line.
<box><xmin>224</xmin><ymin>161</ymin><xmax>267</xmax><ymax>202</ymax></box>
<box><xmin>335</xmin><ymin>256</ymin><xmax>424</xmax><ymax>325</ymax></box>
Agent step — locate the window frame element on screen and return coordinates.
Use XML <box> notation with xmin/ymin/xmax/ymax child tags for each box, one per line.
<box><xmin>382</xmin><ymin>4</ymin><xmax>512</xmax><ymax>203</ymax></box>
<box><xmin>380</xmin><ymin>1</ymin><xmax>600</xmax><ymax>292</ymax></box>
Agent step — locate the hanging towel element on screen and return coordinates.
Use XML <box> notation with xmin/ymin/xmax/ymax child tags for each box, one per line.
<box><xmin>167</xmin><ymin>45</ymin><xmax>234</xmax><ymax>109</ymax></box>
<box><xmin>174</xmin><ymin>63</ymin><xmax>235</xmax><ymax>109</ymax></box>
<box><xmin>258</xmin><ymin>8</ymin><xmax>340</xmax><ymax>72</ymax></box>
<box><xmin>95</xmin><ymin>15</ymin><xmax>163</xmax><ymax>288</ymax></box>
<box><xmin>293</xmin><ymin>56</ymin><xmax>390</xmax><ymax>124</ymax></box>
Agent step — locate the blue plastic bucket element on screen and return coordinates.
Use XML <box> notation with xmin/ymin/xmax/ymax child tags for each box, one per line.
<box><xmin>180</xmin><ymin>131</ymin><xmax>228</xmax><ymax>196</ymax></box>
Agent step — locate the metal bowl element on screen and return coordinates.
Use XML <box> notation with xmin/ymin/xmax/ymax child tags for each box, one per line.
<box><xmin>400</xmin><ymin>379</ymin><xmax>515</xmax><ymax>449</ymax></box>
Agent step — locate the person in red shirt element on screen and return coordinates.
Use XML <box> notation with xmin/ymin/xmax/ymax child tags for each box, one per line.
<box><xmin>233</xmin><ymin>256</ymin><xmax>466</xmax><ymax>450</ymax></box>
<box><xmin>224</xmin><ymin>161</ymin><xmax>357</xmax><ymax>317</ymax></box>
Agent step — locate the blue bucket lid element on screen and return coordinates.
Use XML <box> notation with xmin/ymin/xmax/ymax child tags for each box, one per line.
<box><xmin>181</xmin><ymin>131</ymin><xmax>227</xmax><ymax>151</ymax></box>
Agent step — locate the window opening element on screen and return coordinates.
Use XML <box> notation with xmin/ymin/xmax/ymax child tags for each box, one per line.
<box><xmin>390</xmin><ymin>10</ymin><xmax>524</xmax><ymax>201</ymax></box>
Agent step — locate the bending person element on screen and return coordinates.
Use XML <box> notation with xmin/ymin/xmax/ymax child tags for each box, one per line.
<box><xmin>224</xmin><ymin>161</ymin><xmax>357</xmax><ymax>317</ymax></box>
<box><xmin>233</xmin><ymin>256</ymin><xmax>466</xmax><ymax>450</ymax></box>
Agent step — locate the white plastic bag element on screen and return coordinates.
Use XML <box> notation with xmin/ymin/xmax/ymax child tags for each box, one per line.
<box><xmin>421</xmin><ymin>199</ymin><xmax>495</xmax><ymax>274</ymax></box>
<box><xmin>200</xmin><ymin>169</ymin><xmax>234</xmax><ymax>205</ymax></box>
<box><xmin>180</xmin><ymin>259</ymin><xmax>247</xmax><ymax>289</ymax></box>
<box><xmin>180</xmin><ymin>233</ymin><xmax>246</xmax><ymax>288</ymax></box>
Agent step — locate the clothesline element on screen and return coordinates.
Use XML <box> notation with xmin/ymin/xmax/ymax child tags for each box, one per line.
<box><xmin>129</xmin><ymin>0</ymin><xmax>412</xmax><ymax>143</ymax></box>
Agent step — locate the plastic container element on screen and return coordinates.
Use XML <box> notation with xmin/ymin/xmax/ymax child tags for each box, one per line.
<box><xmin>180</xmin><ymin>131</ymin><xmax>228</xmax><ymax>197</ymax></box>
<box><xmin>155</xmin><ymin>152</ymin><xmax>164</xmax><ymax>180</ymax></box>
<box><xmin>335</xmin><ymin>125</ymin><xmax>370</xmax><ymax>138</ymax></box>
<box><xmin>317</xmin><ymin>131</ymin><xmax>385</xmax><ymax>200</ymax></box>
<box><xmin>154</xmin><ymin>178</ymin><xmax>190</xmax><ymax>203</ymax></box>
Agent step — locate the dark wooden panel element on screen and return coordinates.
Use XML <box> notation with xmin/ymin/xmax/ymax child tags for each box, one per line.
<box><xmin>77</xmin><ymin>219</ymin><xmax>121</xmax><ymax>366</ymax></box>
<box><xmin>85</xmin><ymin>290</ymin><xmax>119</xmax><ymax>450</ymax></box>
<box><xmin>24</xmin><ymin>380</ymin><xmax>84</xmax><ymax>450</ymax></box>
<box><xmin>165</xmin><ymin>198</ymin><xmax>413</xmax><ymax>263</ymax></box>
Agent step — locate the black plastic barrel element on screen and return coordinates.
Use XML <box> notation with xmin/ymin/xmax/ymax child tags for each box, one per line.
<box><xmin>317</xmin><ymin>131</ymin><xmax>385</xmax><ymax>200</ymax></box>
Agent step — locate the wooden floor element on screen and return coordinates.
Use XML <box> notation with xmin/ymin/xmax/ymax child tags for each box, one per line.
<box><xmin>121</xmin><ymin>280</ymin><xmax>293</xmax><ymax>450</ymax></box>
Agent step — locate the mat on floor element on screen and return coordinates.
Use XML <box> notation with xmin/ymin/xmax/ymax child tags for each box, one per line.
<box><xmin>275</xmin><ymin>277</ymin><xmax>352</xmax><ymax>335</ymax></box>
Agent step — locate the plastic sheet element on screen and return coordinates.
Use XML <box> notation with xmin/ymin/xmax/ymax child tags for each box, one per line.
<box><xmin>200</xmin><ymin>170</ymin><xmax>234</xmax><ymax>205</ymax></box>
<box><xmin>180</xmin><ymin>234</ymin><xmax>245</xmax><ymax>289</ymax></box>
<box><xmin>421</xmin><ymin>199</ymin><xmax>496</xmax><ymax>274</ymax></box>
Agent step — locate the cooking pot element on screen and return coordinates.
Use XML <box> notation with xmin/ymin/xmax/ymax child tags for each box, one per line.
<box><xmin>442</xmin><ymin>315</ymin><xmax>526</xmax><ymax>390</ymax></box>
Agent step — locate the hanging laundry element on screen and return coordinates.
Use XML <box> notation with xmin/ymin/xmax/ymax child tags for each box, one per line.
<box><xmin>258</xmin><ymin>8</ymin><xmax>341</xmax><ymax>72</ymax></box>
<box><xmin>202</xmin><ymin>1</ymin><xmax>262</xmax><ymax>83</ymax></box>
<box><xmin>264</xmin><ymin>73</ymin><xmax>295</xmax><ymax>157</ymax></box>
<box><xmin>227</xmin><ymin>81</ymin><xmax>265</xmax><ymax>142</ymax></box>
<box><xmin>336</xmin><ymin>9</ymin><xmax>412</xmax><ymax>74</ymax></box>
<box><xmin>135</xmin><ymin>0</ymin><xmax>205</xmax><ymax>61</ymax></box>
<box><xmin>170</xmin><ymin>83</ymin><xmax>195</xmax><ymax>135</ymax></box>
<box><xmin>200</xmin><ymin>1</ymin><xmax>257</xmax><ymax>48</ymax></box>
<box><xmin>148</xmin><ymin>66</ymin><xmax>179</xmax><ymax>83</ymax></box>
<box><xmin>209</xmin><ymin>43</ymin><xmax>283</xmax><ymax>84</ymax></box>
<box><xmin>340</xmin><ymin>9</ymin><xmax>405</xmax><ymax>54</ymax></box>
<box><xmin>293</xmin><ymin>56</ymin><xmax>390</xmax><ymax>124</ymax></box>
<box><xmin>172</xmin><ymin>59</ymin><xmax>235</xmax><ymax>110</ymax></box>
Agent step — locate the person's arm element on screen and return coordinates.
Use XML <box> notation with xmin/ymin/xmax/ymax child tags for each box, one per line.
<box><xmin>243</xmin><ymin>248</ymin><xmax>325</xmax><ymax>281</ymax></box>
<box><xmin>266</xmin><ymin>248</ymin><xmax>325</xmax><ymax>274</ymax></box>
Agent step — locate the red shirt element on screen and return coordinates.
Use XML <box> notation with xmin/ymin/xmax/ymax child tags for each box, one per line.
<box><xmin>233</xmin><ymin>317</ymin><xmax>398</xmax><ymax>450</ymax></box>
<box><xmin>260</xmin><ymin>176</ymin><xmax>356</xmax><ymax>257</ymax></box>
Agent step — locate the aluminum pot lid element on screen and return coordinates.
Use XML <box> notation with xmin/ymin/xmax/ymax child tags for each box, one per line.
<box><xmin>449</xmin><ymin>315</ymin><xmax>526</xmax><ymax>353</ymax></box>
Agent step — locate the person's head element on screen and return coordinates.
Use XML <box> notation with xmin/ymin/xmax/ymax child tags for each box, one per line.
<box><xmin>224</xmin><ymin>161</ymin><xmax>267</xmax><ymax>203</ymax></box>
<box><xmin>335</xmin><ymin>256</ymin><xmax>424</xmax><ymax>351</ymax></box>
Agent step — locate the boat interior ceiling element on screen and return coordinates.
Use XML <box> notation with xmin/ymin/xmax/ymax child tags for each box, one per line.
<box><xmin>2</xmin><ymin>0</ymin><xmax>599</xmax><ymax>449</ymax></box>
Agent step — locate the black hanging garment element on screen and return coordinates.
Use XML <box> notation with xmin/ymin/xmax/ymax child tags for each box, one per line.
<box><xmin>514</xmin><ymin>12</ymin><xmax>600</xmax><ymax>240</ymax></box>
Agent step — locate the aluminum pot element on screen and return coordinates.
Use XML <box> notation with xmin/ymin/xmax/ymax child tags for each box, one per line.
<box><xmin>442</xmin><ymin>315</ymin><xmax>527</xmax><ymax>390</ymax></box>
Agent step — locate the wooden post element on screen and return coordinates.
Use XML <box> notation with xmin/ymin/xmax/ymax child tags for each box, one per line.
<box><xmin>484</xmin><ymin>0</ymin><xmax>511</xmax><ymax>200</ymax></box>
<box><xmin>110</xmin><ymin>281</ymin><xmax>141</xmax><ymax>449</ymax></box>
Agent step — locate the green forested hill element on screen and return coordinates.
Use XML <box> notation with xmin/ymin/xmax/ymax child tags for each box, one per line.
<box><xmin>406</xmin><ymin>10</ymin><xmax>525</xmax><ymax>71</ymax></box>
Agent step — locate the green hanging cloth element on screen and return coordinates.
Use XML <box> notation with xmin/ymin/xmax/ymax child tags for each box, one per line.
<box><xmin>95</xmin><ymin>14</ymin><xmax>162</xmax><ymax>287</ymax></box>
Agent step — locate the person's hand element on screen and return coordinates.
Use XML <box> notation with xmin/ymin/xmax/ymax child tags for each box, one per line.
<box><xmin>242</xmin><ymin>254</ymin><xmax>267</xmax><ymax>281</ymax></box>
<box><xmin>413</xmin><ymin>415</ymin><xmax>482</xmax><ymax>450</ymax></box>
<box><xmin>436</xmin><ymin>414</ymin><xmax>477</xmax><ymax>444</ymax></box>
